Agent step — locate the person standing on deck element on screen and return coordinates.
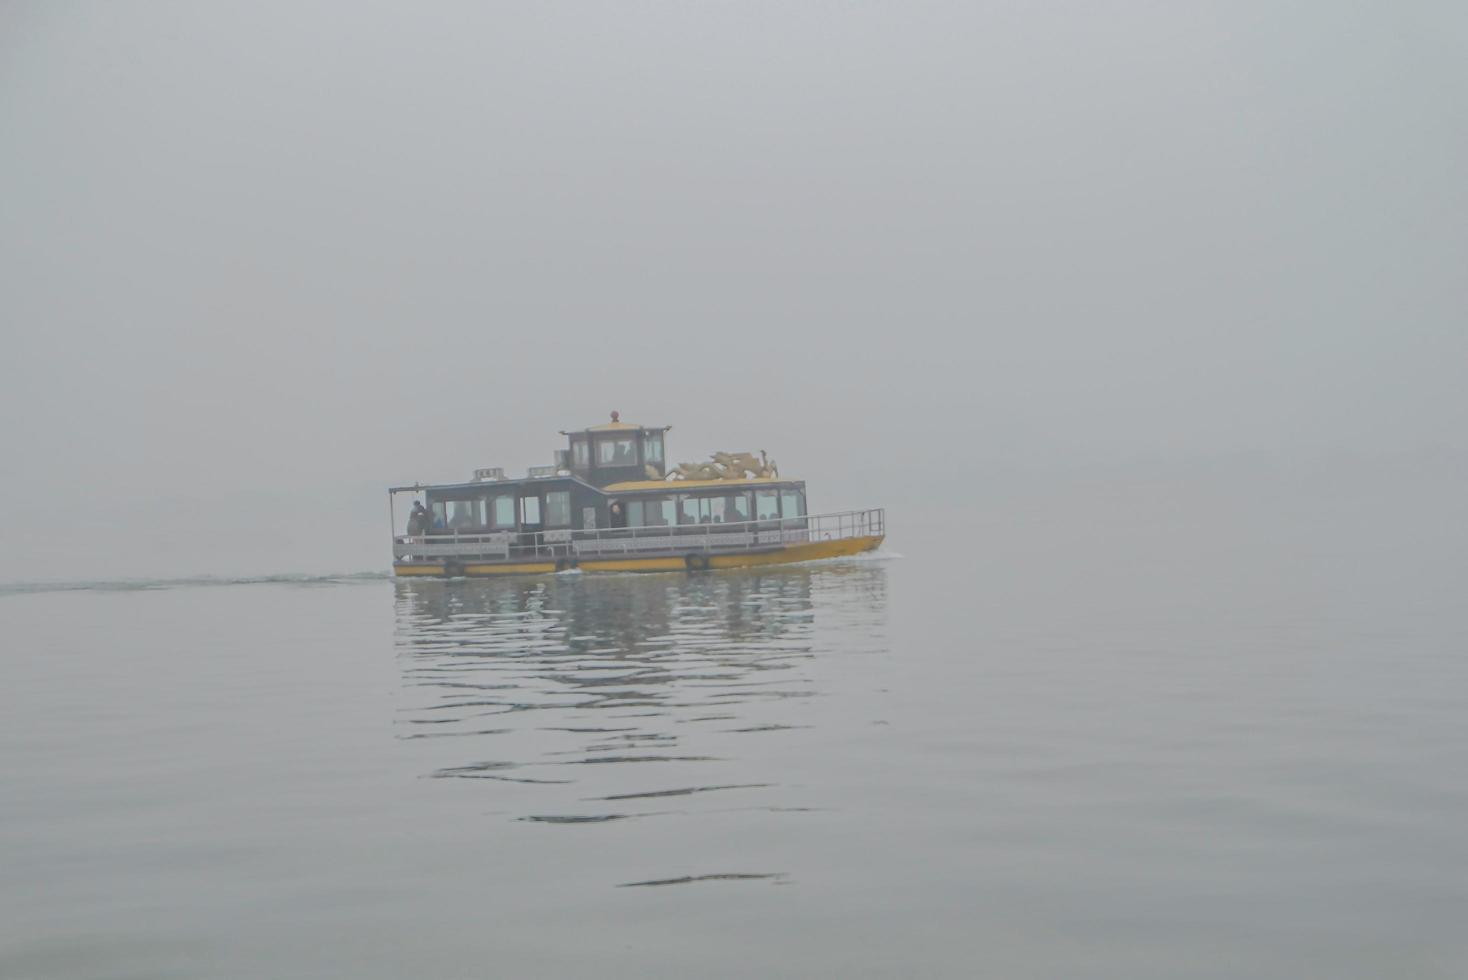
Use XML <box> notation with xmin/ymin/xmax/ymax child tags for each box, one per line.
<box><xmin>407</xmin><ymin>502</ymin><xmax>428</xmax><ymax>536</ymax></box>
<box><xmin>404</xmin><ymin>501</ymin><xmax>429</xmax><ymax>560</ymax></box>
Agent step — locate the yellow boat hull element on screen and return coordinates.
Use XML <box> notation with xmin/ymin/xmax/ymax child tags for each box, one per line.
<box><xmin>393</xmin><ymin>535</ymin><xmax>884</xmax><ymax>578</ymax></box>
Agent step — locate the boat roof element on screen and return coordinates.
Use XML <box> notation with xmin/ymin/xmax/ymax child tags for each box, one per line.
<box><xmin>389</xmin><ymin>475</ymin><xmax>801</xmax><ymax>496</ymax></box>
<box><xmin>387</xmin><ymin>475</ymin><xmax>592</xmax><ymax>495</ymax></box>
<box><xmin>562</xmin><ymin>411</ymin><xmax>671</xmax><ymax>434</ymax></box>
<box><xmin>603</xmin><ymin>477</ymin><xmax>798</xmax><ymax>493</ymax></box>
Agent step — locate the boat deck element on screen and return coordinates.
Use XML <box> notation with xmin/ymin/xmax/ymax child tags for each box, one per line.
<box><xmin>392</xmin><ymin>508</ymin><xmax>884</xmax><ymax>576</ymax></box>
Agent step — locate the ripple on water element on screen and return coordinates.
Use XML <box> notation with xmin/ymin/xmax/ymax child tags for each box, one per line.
<box><xmin>393</xmin><ymin>563</ymin><xmax>890</xmax><ymax>885</ymax></box>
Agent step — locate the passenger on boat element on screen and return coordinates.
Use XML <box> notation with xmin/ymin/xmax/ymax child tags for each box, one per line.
<box><xmin>406</xmin><ymin>502</ymin><xmax>428</xmax><ymax>537</ymax></box>
<box><xmin>403</xmin><ymin>502</ymin><xmax>429</xmax><ymax>561</ymax></box>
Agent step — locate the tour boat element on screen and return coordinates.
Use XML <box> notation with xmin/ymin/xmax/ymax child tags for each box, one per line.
<box><xmin>388</xmin><ymin>412</ymin><xmax>885</xmax><ymax>577</ymax></box>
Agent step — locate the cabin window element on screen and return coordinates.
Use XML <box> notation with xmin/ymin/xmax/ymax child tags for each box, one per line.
<box><xmin>756</xmin><ymin>490</ymin><xmax>780</xmax><ymax>521</ymax></box>
<box><xmin>780</xmin><ymin>490</ymin><xmax>806</xmax><ymax>519</ymax></box>
<box><xmin>448</xmin><ymin>499</ymin><xmax>484</xmax><ymax>529</ymax></box>
<box><xmin>650</xmin><ymin>496</ymin><xmax>675</xmax><ymax>526</ymax></box>
<box><xmin>678</xmin><ymin>496</ymin><xmax>700</xmax><ymax>525</ymax></box>
<box><xmin>572</xmin><ymin>439</ymin><xmax>589</xmax><ymax>467</ymax></box>
<box><xmin>520</xmin><ymin>496</ymin><xmax>542</xmax><ymax>524</ymax></box>
<box><xmin>679</xmin><ymin>496</ymin><xmax>731</xmax><ymax>524</ymax></box>
<box><xmin>728</xmin><ymin>492</ymin><xmax>752</xmax><ymax>523</ymax></box>
<box><xmin>642</xmin><ymin>433</ymin><xmax>663</xmax><ymax>464</ymax></box>
<box><xmin>490</xmin><ymin>495</ymin><xmax>515</xmax><ymax>528</ymax></box>
<box><xmin>431</xmin><ymin>501</ymin><xmax>448</xmax><ymax>530</ymax></box>
<box><xmin>597</xmin><ymin>438</ymin><xmax>636</xmax><ymax>465</ymax></box>
<box><xmin>545</xmin><ymin>491</ymin><xmax>571</xmax><ymax>527</ymax></box>
<box><xmin>629</xmin><ymin>496</ymin><xmax>674</xmax><ymax>527</ymax></box>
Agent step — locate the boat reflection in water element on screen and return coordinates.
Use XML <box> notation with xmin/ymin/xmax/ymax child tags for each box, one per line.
<box><xmin>392</xmin><ymin>562</ymin><xmax>889</xmax><ymax>838</ymax></box>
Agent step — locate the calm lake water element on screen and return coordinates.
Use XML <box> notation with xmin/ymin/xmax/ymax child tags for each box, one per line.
<box><xmin>3</xmin><ymin>492</ymin><xmax>1466</xmax><ymax>978</ymax></box>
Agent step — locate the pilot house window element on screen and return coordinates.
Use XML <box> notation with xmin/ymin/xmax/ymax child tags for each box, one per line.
<box><xmin>642</xmin><ymin>433</ymin><xmax>663</xmax><ymax>463</ymax></box>
<box><xmin>597</xmin><ymin>438</ymin><xmax>637</xmax><ymax>465</ymax></box>
<box><xmin>572</xmin><ymin>439</ymin><xmax>589</xmax><ymax>467</ymax></box>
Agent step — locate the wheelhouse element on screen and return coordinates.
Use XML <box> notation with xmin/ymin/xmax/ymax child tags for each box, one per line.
<box><xmin>562</xmin><ymin>413</ymin><xmax>671</xmax><ymax>488</ymax></box>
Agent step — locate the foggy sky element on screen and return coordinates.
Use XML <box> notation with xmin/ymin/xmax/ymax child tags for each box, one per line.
<box><xmin>2</xmin><ymin>2</ymin><xmax>1465</xmax><ymax>580</ymax></box>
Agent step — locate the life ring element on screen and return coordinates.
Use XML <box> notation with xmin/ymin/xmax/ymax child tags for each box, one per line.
<box><xmin>685</xmin><ymin>553</ymin><xmax>711</xmax><ymax>571</ymax></box>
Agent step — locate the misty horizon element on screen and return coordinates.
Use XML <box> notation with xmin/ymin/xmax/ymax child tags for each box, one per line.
<box><xmin>3</xmin><ymin>2</ymin><xmax>1465</xmax><ymax>581</ymax></box>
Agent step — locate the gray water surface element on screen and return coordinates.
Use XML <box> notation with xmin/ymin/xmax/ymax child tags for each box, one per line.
<box><xmin>3</xmin><ymin>516</ymin><xmax>1465</xmax><ymax>978</ymax></box>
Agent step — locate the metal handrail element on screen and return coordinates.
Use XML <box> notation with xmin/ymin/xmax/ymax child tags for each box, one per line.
<box><xmin>393</xmin><ymin>508</ymin><xmax>884</xmax><ymax>561</ymax></box>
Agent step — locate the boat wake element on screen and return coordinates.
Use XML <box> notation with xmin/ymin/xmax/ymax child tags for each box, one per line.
<box><xmin>808</xmin><ymin>549</ymin><xmax>904</xmax><ymax>565</ymax></box>
<box><xmin>0</xmin><ymin>571</ymin><xmax>392</xmax><ymax>598</ymax></box>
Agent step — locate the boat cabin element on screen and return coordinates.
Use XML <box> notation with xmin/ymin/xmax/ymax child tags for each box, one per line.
<box><xmin>406</xmin><ymin>413</ymin><xmax>808</xmax><ymax>540</ymax></box>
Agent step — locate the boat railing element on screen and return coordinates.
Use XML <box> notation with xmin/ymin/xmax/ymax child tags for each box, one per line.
<box><xmin>392</xmin><ymin>507</ymin><xmax>885</xmax><ymax>561</ymax></box>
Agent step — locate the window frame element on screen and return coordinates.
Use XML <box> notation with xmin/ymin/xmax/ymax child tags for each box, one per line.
<box><xmin>447</xmin><ymin>498</ymin><xmax>484</xmax><ymax>529</ymax></box>
<box><xmin>642</xmin><ymin>432</ymin><xmax>664</xmax><ymax>464</ymax></box>
<box><xmin>649</xmin><ymin>496</ymin><xmax>675</xmax><ymax>527</ymax></box>
<box><xmin>596</xmin><ymin>437</ymin><xmax>636</xmax><ymax>465</ymax></box>
<box><xmin>545</xmin><ymin>490</ymin><xmax>571</xmax><ymax>527</ymax></box>
<box><xmin>705</xmin><ymin>495</ymin><xmax>727</xmax><ymax>523</ymax></box>
<box><xmin>728</xmin><ymin>491</ymin><xmax>752</xmax><ymax>524</ymax></box>
<box><xmin>677</xmin><ymin>495</ymin><xmax>701</xmax><ymax>525</ymax></box>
